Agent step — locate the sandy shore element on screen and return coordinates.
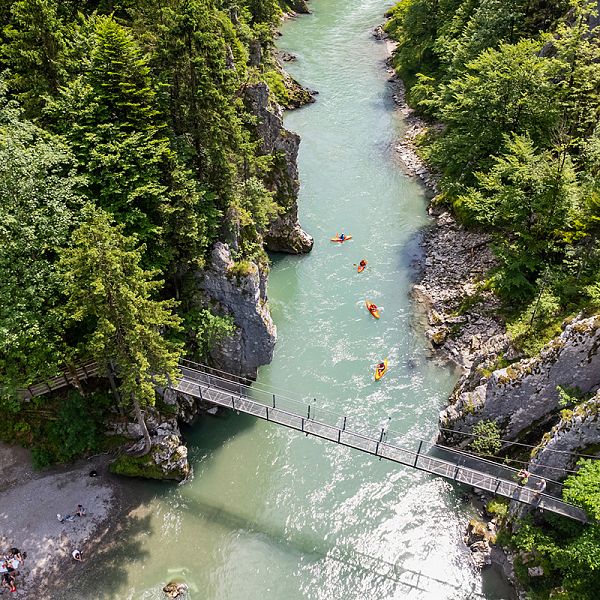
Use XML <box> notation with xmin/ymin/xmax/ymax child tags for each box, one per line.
<box><xmin>0</xmin><ymin>444</ymin><xmax>125</xmax><ymax>598</ymax></box>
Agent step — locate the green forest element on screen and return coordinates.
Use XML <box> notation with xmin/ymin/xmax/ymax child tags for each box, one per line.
<box><xmin>0</xmin><ymin>0</ymin><xmax>297</xmax><ymax>461</ymax></box>
<box><xmin>386</xmin><ymin>0</ymin><xmax>600</xmax><ymax>355</ymax></box>
<box><xmin>386</xmin><ymin>1</ymin><xmax>600</xmax><ymax>597</ymax></box>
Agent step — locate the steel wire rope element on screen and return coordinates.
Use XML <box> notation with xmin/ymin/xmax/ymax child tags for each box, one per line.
<box><xmin>180</xmin><ymin>362</ymin><xmax>380</xmax><ymax>436</ymax></box>
<box><xmin>438</xmin><ymin>425</ymin><xmax>600</xmax><ymax>460</ymax></box>
<box><xmin>180</xmin><ymin>362</ymin><xmax>599</xmax><ymax>471</ymax></box>
<box><xmin>180</xmin><ymin>371</ymin><xmax>586</xmax><ymax>507</ymax></box>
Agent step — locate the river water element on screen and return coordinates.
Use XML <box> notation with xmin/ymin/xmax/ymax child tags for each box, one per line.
<box><xmin>74</xmin><ymin>1</ymin><xmax>515</xmax><ymax>598</ymax></box>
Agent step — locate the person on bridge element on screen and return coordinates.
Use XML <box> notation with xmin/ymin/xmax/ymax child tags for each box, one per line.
<box><xmin>517</xmin><ymin>469</ymin><xmax>530</xmax><ymax>485</ymax></box>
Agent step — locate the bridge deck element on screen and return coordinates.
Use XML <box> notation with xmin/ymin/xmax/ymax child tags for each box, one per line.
<box><xmin>175</xmin><ymin>365</ymin><xmax>588</xmax><ymax>524</ymax></box>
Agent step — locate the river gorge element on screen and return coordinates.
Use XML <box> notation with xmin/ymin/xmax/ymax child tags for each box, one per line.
<box><xmin>70</xmin><ymin>1</ymin><xmax>518</xmax><ymax>597</ymax></box>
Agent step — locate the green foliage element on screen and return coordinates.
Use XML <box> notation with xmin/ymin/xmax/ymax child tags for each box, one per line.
<box><xmin>430</xmin><ymin>41</ymin><xmax>560</xmax><ymax>185</ymax></box>
<box><xmin>59</xmin><ymin>205</ymin><xmax>183</xmax><ymax>410</ymax></box>
<box><xmin>32</xmin><ymin>390</ymin><xmax>109</xmax><ymax>467</ymax></box>
<box><xmin>387</xmin><ymin>0</ymin><xmax>600</xmax><ymax>362</ymax></box>
<box><xmin>0</xmin><ymin>0</ymin><xmax>296</xmax><ymax>464</ymax></box>
<box><xmin>469</xmin><ymin>419</ymin><xmax>502</xmax><ymax>456</ymax></box>
<box><xmin>0</xmin><ymin>82</ymin><xmax>83</xmax><ymax>393</ymax></box>
<box><xmin>487</xmin><ymin>497</ymin><xmax>508</xmax><ymax>519</ymax></box>
<box><xmin>177</xmin><ymin>308</ymin><xmax>235</xmax><ymax>360</ymax></box>
<box><xmin>563</xmin><ymin>459</ymin><xmax>600</xmax><ymax>521</ymax></box>
<box><xmin>1</xmin><ymin>0</ymin><xmax>68</xmax><ymax>115</ymax></box>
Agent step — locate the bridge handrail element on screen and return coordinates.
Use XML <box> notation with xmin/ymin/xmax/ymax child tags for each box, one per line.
<box><xmin>180</xmin><ymin>363</ymin><xmax>565</xmax><ymax>490</ymax></box>
<box><xmin>433</xmin><ymin>443</ymin><xmax>565</xmax><ymax>493</ymax></box>
<box><xmin>178</xmin><ymin>370</ymin><xmax>580</xmax><ymax>511</ymax></box>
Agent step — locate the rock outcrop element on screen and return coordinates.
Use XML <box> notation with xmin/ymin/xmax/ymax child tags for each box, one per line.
<box><xmin>244</xmin><ymin>82</ymin><xmax>313</xmax><ymax>254</ymax></box>
<box><xmin>528</xmin><ymin>391</ymin><xmax>600</xmax><ymax>479</ymax></box>
<box><xmin>284</xmin><ymin>0</ymin><xmax>310</xmax><ymax>14</ymax></box>
<box><xmin>196</xmin><ymin>242</ymin><xmax>276</xmax><ymax>379</ymax></box>
<box><xmin>109</xmin><ymin>411</ymin><xmax>190</xmax><ymax>481</ymax></box>
<box><xmin>440</xmin><ymin>316</ymin><xmax>600</xmax><ymax>445</ymax></box>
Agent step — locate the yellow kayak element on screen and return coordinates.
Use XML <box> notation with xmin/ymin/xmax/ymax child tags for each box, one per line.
<box><xmin>365</xmin><ymin>300</ymin><xmax>380</xmax><ymax>319</ymax></box>
<box><xmin>375</xmin><ymin>359</ymin><xmax>388</xmax><ymax>381</ymax></box>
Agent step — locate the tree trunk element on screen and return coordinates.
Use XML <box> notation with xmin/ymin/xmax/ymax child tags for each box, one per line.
<box><xmin>132</xmin><ymin>395</ymin><xmax>152</xmax><ymax>456</ymax></box>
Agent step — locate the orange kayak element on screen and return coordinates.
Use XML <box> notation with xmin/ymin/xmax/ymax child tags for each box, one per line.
<box><xmin>331</xmin><ymin>234</ymin><xmax>352</xmax><ymax>243</ymax></box>
<box><xmin>365</xmin><ymin>300</ymin><xmax>380</xmax><ymax>319</ymax></box>
<box><xmin>357</xmin><ymin>260</ymin><xmax>367</xmax><ymax>273</ymax></box>
<box><xmin>375</xmin><ymin>359</ymin><xmax>388</xmax><ymax>381</ymax></box>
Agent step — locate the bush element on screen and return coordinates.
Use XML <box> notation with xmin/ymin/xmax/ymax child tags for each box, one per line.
<box><xmin>470</xmin><ymin>420</ymin><xmax>502</xmax><ymax>456</ymax></box>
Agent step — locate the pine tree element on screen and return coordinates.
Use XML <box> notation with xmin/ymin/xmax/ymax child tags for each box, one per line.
<box><xmin>59</xmin><ymin>205</ymin><xmax>182</xmax><ymax>455</ymax></box>
<box><xmin>48</xmin><ymin>15</ymin><xmax>173</xmax><ymax>267</ymax></box>
<box><xmin>1</xmin><ymin>0</ymin><xmax>67</xmax><ymax>115</ymax></box>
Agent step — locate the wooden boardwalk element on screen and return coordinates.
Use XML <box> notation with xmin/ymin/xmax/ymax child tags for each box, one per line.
<box><xmin>20</xmin><ymin>361</ymin><xmax>99</xmax><ymax>400</ymax></box>
<box><xmin>175</xmin><ymin>361</ymin><xmax>589</xmax><ymax>524</ymax></box>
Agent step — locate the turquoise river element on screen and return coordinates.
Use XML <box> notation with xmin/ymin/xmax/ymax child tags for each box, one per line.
<box><xmin>76</xmin><ymin>1</ymin><xmax>516</xmax><ymax>598</ymax></box>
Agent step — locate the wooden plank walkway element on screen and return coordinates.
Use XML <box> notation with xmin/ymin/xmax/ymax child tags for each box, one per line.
<box><xmin>175</xmin><ymin>363</ymin><xmax>589</xmax><ymax>524</ymax></box>
<box><xmin>19</xmin><ymin>361</ymin><xmax>100</xmax><ymax>400</ymax></box>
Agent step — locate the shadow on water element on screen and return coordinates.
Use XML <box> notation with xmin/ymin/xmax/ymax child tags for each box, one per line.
<box><xmin>174</xmin><ymin>493</ymin><xmax>490</xmax><ymax>598</ymax></box>
<box><xmin>182</xmin><ymin>410</ymin><xmax>258</xmax><ymax>451</ymax></box>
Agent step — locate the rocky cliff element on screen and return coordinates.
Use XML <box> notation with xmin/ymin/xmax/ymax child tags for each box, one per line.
<box><xmin>244</xmin><ymin>82</ymin><xmax>313</xmax><ymax>254</ymax></box>
<box><xmin>196</xmin><ymin>242</ymin><xmax>276</xmax><ymax>380</ymax></box>
<box><xmin>440</xmin><ymin>315</ymin><xmax>600</xmax><ymax>446</ymax></box>
<box><xmin>528</xmin><ymin>391</ymin><xmax>600</xmax><ymax>479</ymax></box>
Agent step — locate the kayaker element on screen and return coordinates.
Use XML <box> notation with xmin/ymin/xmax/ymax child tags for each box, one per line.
<box><xmin>359</xmin><ymin>259</ymin><xmax>367</xmax><ymax>268</ymax></box>
<box><xmin>339</xmin><ymin>233</ymin><xmax>346</xmax><ymax>241</ymax></box>
<box><xmin>376</xmin><ymin>362</ymin><xmax>386</xmax><ymax>374</ymax></box>
<box><xmin>369</xmin><ymin>302</ymin><xmax>378</xmax><ymax>312</ymax></box>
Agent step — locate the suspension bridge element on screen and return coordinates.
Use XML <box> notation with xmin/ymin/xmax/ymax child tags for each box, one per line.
<box><xmin>174</xmin><ymin>359</ymin><xmax>589</xmax><ymax>524</ymax></box>
<box><xmin>17</xmin><ymin>358</ymin><xmax>589</xmax><ymax>523</ymax></box>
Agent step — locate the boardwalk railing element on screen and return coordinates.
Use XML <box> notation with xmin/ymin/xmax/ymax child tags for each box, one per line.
<box><xmin>19</xmin><ymin>361</ymin><xmax>100</xmax><ymax>400</ymax></box>
<box><xmin>175</xmin><ymin>360</ymin><xmax>589</xmax><ymax>524</ymax></box>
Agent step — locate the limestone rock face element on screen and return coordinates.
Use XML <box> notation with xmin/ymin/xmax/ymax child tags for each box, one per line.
<box><xmin>244</xmin><ymin>82</ymin><xmax>313</xmax><ymax>254</ymax></box>
<box><xmin>528</xmin><ymin>392</ymin><xmax>600</xmax><ymax>479</ymax></box>
<box><xmin>197</xmin><ymin>242</ymin><xmax>276</xmax><ymax>379</ymax></box>
<box><xmin>440</xmin><ymin>316</ymin><xmax>600</xmax><ymax>444</ymax></box>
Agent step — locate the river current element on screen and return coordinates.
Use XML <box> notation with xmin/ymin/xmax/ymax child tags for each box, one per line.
<box><xmin>75</xmin><ymin>1</ymin><xmax>516</xmax><ymax>598</ymax></box>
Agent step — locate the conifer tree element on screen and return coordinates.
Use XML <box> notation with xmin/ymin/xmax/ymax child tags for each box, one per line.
<box><xmin>49</xmin><ymin>15</ymin><xmax>172</xmax><ymax>267</ymax></box>
<box><xmin>1</xmin><ymin>0</ymin><xmax>67</xmax><ymax>115</ymax></box>
<box><xmin>59</xmin><ymin>205</ymin><xmax>182</xmax><ymax>455</ymax></box>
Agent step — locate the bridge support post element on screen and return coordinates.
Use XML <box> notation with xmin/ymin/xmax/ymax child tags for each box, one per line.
<box><xmin>494</xmin><ymin>478</ymin><xmax>501</xmax><ymax>494</ymax></box>
<box><xmin>413</xmin><ymin>440</ymin><xmax>423</xmax><ymax>467</ymax></box>
<box><xmin>307</xmin><ymin>404</ymin><xmax>311</xmax><ymax>419</ymax></box>
<box><xmin>272</xmin><ymin>394</ymin><xmax>276</xmax><ymax>408</ymax></box>
<box><xmin>301</xmin><ymin>417</ymin><xmax>305</xmax><ymax>432</ymax></box>
<box><xmin>453</xmin><ymin>465</ymin><xmax>460</xmax><ymax>481</ymax></box>
<box><xmin>266</xmin><ymin>406</ymin><xmax>269</xmax><ymax>421</ymax></box>
<box><xmin>343</xmin><ymin>416</ymin><xmax>346</xmax><ymax>431</ymax></box>
<box><xmin>231</xmin><ymin>396</ymin><xmax>235</xmax><ymax>409</ymax></box>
